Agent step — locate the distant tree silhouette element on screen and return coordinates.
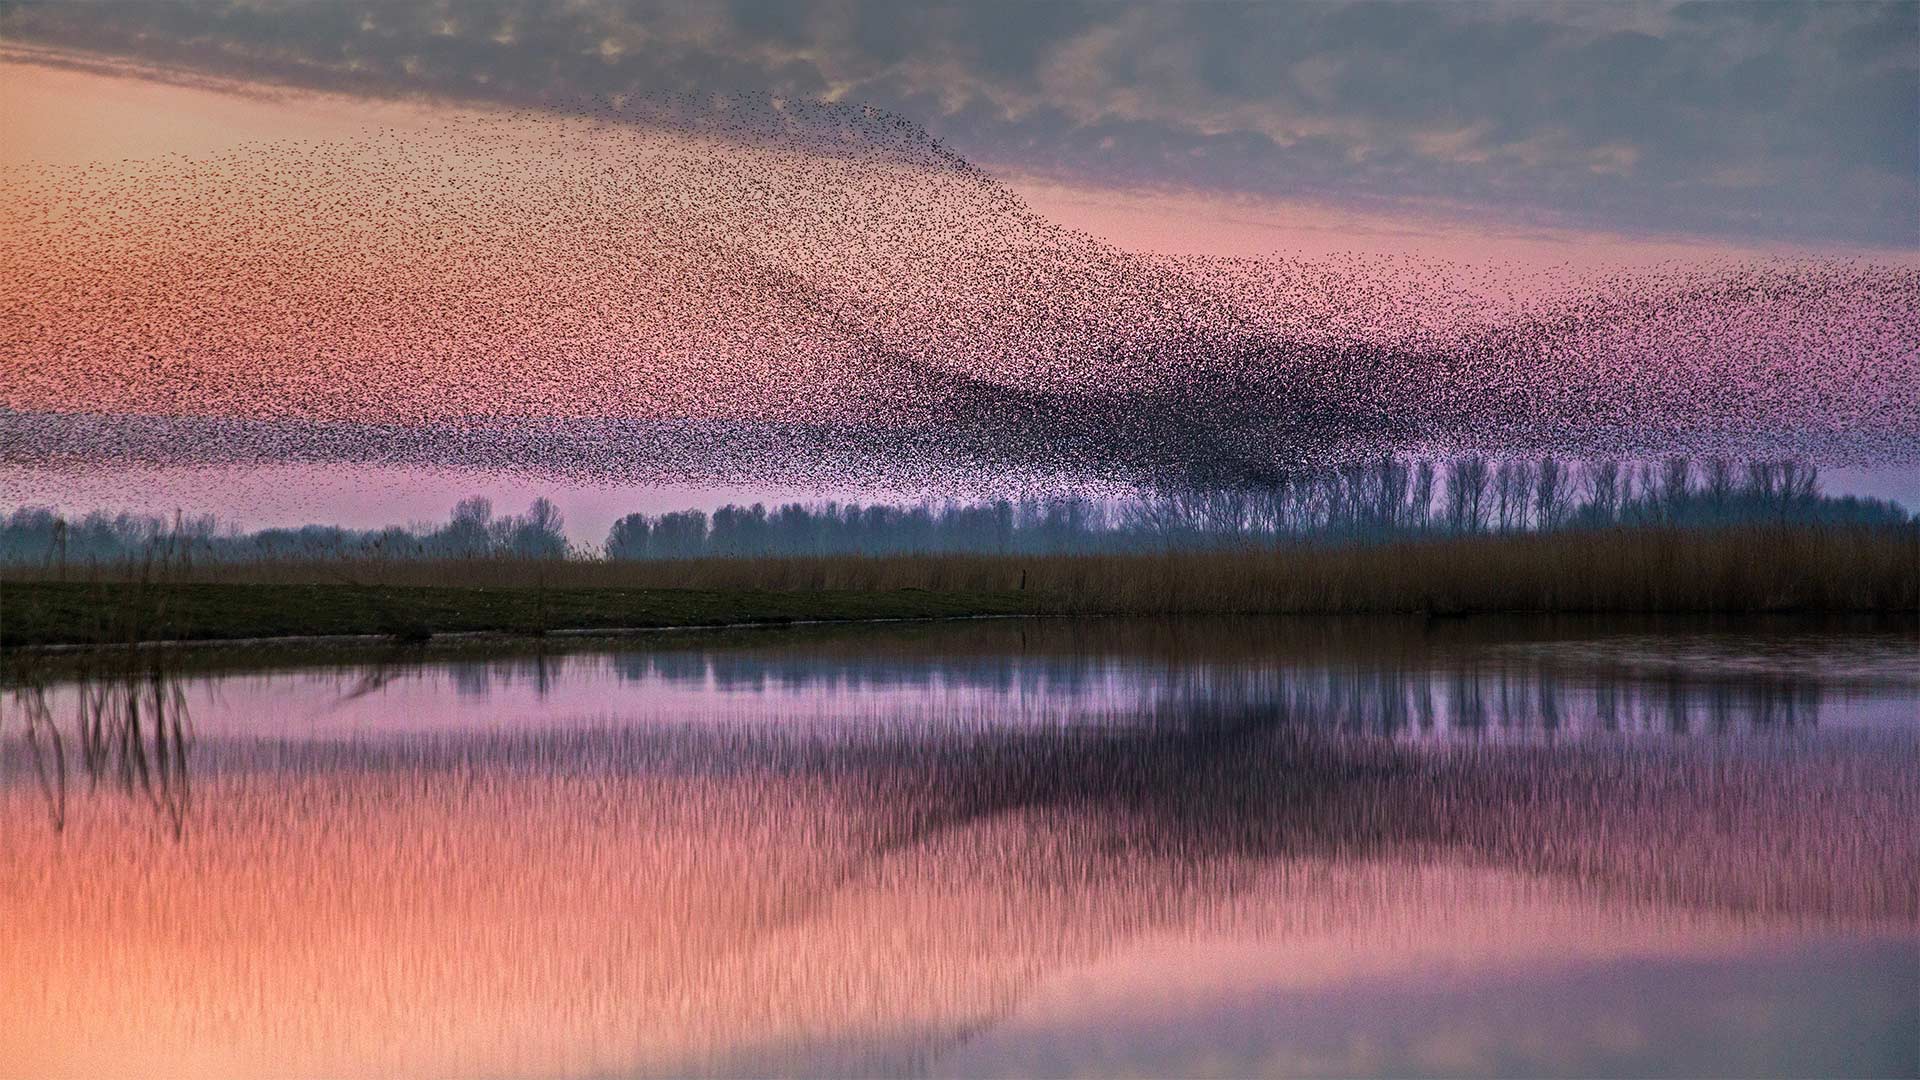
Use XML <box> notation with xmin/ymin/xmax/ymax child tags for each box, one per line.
<box><xmin>1444</xmin><ymin>455</ymin><xmax>1491</xmax><ymax>533</ymax></box>
<box><xmin>2</xmin><ymin>457</ymin><xmax>1909</xmax><ymax>567</ymax></box>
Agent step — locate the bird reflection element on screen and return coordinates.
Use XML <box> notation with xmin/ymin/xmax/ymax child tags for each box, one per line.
<box><xmin>1</xmin><ymin>626</ymin><xmax>1912</xmax><ymax>1077</ymax></box>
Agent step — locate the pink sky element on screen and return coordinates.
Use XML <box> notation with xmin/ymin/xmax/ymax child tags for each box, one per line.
<box><xmin>3</xmin><ymin>51</ymin><xmax>1915</xmax><ymax>539</ymax></box>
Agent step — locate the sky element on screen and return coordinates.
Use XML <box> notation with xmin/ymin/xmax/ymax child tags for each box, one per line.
<box><xmin>6</xmin><ymin>1</ymin><xmax>1916</xmax><ymax>251</ymax></box>
<box><xmin>2</xmin><ymin>2</ymin><xmax>1917</xmax><ymax>538</ymax></box>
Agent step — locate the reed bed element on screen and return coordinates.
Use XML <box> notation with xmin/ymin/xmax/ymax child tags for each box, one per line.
<box><xmin>19</xmin><ymin>521</ymin><xmax>1917</xmax><ymax>608</ymax></box>
<box><xmin>2</xmin><ymin>524</ymin><xmax>1912</xmax><ymax>647</ymax></box>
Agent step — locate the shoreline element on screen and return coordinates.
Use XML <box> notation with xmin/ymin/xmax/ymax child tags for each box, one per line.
<box><xmin>3</xmin><ymin>583</ymin><xmax>1915</xmax><ymax>658</ymax></box>
<box><xmin>0</xmin><ymin>609</ymin><xmax>1052</xmax><ymax>656</ymax></box>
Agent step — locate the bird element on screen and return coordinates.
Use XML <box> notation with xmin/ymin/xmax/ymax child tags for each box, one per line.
<box><xmin>2</xmin><ymin>85</ymin><xmax>1916</xmax><ymax>509</ymax></box>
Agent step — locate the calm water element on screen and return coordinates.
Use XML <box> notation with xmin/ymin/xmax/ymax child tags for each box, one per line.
<box><xmin>4</xmin><ymin>618</ymin><xmax>1916</xmax><ymax>1079</ymax></box>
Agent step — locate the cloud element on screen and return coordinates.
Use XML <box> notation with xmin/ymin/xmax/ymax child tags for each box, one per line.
<box><xmin>4</xmin><ymin>0</ymin><xmax>1915</xmax><ymax>247</ymax></box>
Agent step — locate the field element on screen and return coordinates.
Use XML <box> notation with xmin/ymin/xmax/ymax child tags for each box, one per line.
<box><xmin>2</xmin><ymin>523</ymin><xmax>1913</xmax><ymax>648</ymax></box>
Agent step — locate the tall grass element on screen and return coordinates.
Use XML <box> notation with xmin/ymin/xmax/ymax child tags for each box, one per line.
<box><xmin>6</xmin><ymin>523</ymin><xmax>1912</xmax><ymax>616</ymax></box>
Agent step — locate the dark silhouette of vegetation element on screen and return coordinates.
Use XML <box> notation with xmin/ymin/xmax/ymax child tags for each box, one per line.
<box><xmin>2</xmin><ymin>523</ymin><xmax>1913</xmax><ymax>647</ymax></box>
<box><xmin>3</xmin><ymin>457</ymin><xmax>1907</xmax><ymax>571</ymax></box>
<box><xmin>2</xmin><ymin>455</ymin><xmax>1911</xmax><ymax>647</ymax></box>
<box><xmin>599</xmin><ymin>456</ymin><xmax>1908</xmax><ymax>560</ymax></box>
<box><xmin>0</xmin><ymin>496</ymin><xmax>571</xmax><ymax>569</ymax></box>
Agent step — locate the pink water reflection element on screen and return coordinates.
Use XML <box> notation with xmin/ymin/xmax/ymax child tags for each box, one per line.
<box><xmin>3</xmin><ymin>621</ymin><xmax>1916</xmax><ymax>1077</ymax></box>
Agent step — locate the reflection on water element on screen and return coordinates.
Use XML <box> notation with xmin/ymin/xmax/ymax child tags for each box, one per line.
<box><xmin>3</xmin><ymin>617</ymin><xmax>1916</xmax><ymax>1078</ymax></box>
<box><xmin>41</xmin><ymin>617</ymin><xmax>1913</xmax><ymax>741</ymax></box>
<box><xmin>6</xmin><ymin>665</ymin><xmax>193</xmax><ymax>837</ymax></box>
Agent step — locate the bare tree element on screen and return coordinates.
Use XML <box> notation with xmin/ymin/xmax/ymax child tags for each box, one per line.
<box><xmin>1408</xmin><ymin>460</ymin><xmax>1436</xmax><ymax>531</ymax></box>
<box><xmin>527</xmin><ymin>497</ymin><xmax>565</xmax><ymax>539</ymax></box>
<box><xmin>1661</xmin><ymin>457</ymin><xmax>1692</xmax><ymax>511</ymax></box>
<box><xmin>1780</xmin><ymin>460</ymin><xmax>1819</xmax><ymax>502</ymax></box>
<box><xmin>606</xmin><ymin>513</ymin><xmax>652</xmax><ymax>559</ymax></box>
<box><xmin>1372</xmin><ymin>457</ymin><xmax>1409</xmax><ymax>532</ymax></box>
<box><xmin>1493</xmin><ymin>459</ymin><xmax>1537</xmax><ymax>532</ymax></box>
<box><xmin>1507</xmin><ymin>459</ymin><xmax>1537</xmax><ymax>531</ymax></box>
<box><xmin>1445</xmin><ymin>455</ymin><xmax>1492</xmax><ymax>533</ymax></box>
<box><xmin>1581</xmin><ymin>459</ymin><xmax>1621</xmax><ymax>524</ymax></box>
<box><xmin>1703</xmin><ymin>457</ymin><xmax>1735</xmax><ymax>506</ymax></box>
<box><xmin>1535</xmin><ymin>457</ymin><xmax>1569</xmax><ymax>531</ymax></box>
<box><xmin>1493</xmin><ymin>460</ymin><xmax>1519</xmax><ymax>532</ymax></box>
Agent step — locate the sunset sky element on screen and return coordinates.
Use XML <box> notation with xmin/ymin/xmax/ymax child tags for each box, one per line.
<box><xmin>3</xmin><ymin>2</ymin><xmax>1916</xmax><ymax>537</ymax></box>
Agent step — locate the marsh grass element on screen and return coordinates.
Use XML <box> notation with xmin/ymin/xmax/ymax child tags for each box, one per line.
<box><xmin>2</xmin><ymin>530</ymin><xmax>200</xmax><ymax>828</ymax></box>
<box><xmin>1</xmin><ymin>524</ymin><xmax>1912</xmax><ymax>647</ymax></box>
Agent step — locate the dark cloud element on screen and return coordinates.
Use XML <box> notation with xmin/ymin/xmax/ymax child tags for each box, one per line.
<box><xmin>4</xmin><ymin>0</ymin><xmax>1916</xmax><ymax>247</ymax></box>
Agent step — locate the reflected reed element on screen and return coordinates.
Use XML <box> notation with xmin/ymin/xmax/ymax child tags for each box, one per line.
<box><xmin>2</xmin><ymin>617</ymin><xmax>1914</xmax><ymax>1077</ymax></box>
<box><xmin>4</xmin><ymin>656</ymin><xmax>193</xmax><ymax>836</ymax></box>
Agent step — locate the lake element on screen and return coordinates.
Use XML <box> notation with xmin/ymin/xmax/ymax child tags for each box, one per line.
<box><xmin>4</xmin><ymin>617</ymin><xmax>1916</xmax><ymax>1078</ymax></box>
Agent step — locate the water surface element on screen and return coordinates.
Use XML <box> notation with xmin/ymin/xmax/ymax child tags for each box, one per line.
<box><xmin>4</xmin><ymin>617</ymin><xmax>1916</xmax><ymax>1078</ymax></box>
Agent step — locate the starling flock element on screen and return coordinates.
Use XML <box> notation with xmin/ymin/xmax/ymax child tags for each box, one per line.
<box><xmin>4</xmin><ymin>94</ymin><xmax>1916</xmax><ymax>496</ymax></box>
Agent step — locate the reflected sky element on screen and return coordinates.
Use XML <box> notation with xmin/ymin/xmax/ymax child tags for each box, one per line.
<box><xmin>3</xmin><ymin>617</ymin><xmax>1915</xmax><ymax>1078</ymax></box>
<box><xmin>23</xmin><ymin>617</ymin><xmax>1912</xmax><ymax>741</ymax></box>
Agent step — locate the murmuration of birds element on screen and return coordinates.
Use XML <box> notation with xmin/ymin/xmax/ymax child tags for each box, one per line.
<box><xmin>4</xmin><ymin>93</ymin><xmax>1917</xmax><ymax>499</ymax></box>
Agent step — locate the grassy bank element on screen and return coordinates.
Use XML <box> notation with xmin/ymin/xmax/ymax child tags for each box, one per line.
<box><xmin>2</xmin><ymin>524</ymin><xmax>1913</xmax><ymax>648</ymax></box>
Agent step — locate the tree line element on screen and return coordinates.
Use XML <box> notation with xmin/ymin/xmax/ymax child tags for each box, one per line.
<box><xmin>0</xmin><ymin>496</ymin><xmax>567</xmax><ymax>566</ymax></box>
<box><xmin>605</xmin><ymin>456</ymin><xmax>1907</xmax><ymax>559</ymax></box>
<box><xmin>2</xmin><ymin>457</ymin><xmax>1909</xmax><ymax>567</ymax></box>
